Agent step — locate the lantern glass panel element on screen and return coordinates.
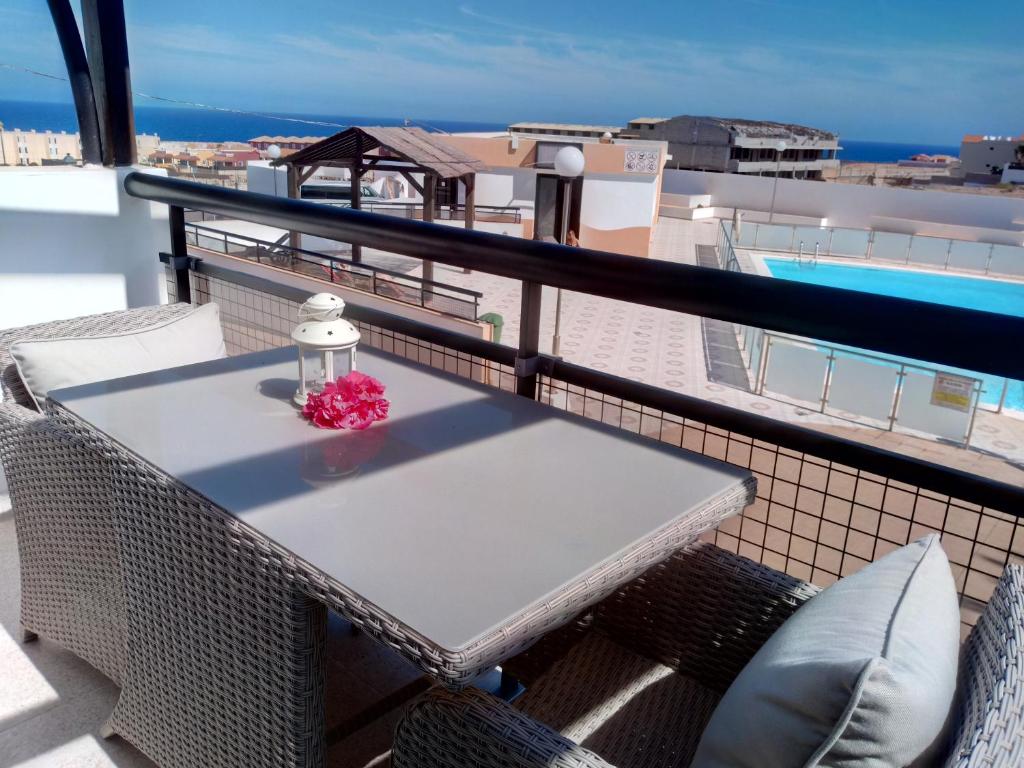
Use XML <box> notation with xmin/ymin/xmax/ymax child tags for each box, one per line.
<box><xmin>301</xmin><ymin>348</ymin><xmax>333</xmax><ymax>395</ymax></box>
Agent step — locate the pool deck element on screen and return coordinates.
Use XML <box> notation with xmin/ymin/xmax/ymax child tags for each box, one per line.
<box><xmin>378</xmin><ymin>217</ymin><xmax>1024</xmax><ymax>489</ymax></box>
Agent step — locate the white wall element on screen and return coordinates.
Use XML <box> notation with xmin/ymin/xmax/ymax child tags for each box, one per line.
<box><xmin>0</xmin><ymin>166</ymin><xmax>170</xmax><ymax>330</ymax></box>
<box><xmin>664</xmin><ymin>169</ymin><xmax>1024</xmax><ymax>245</ymax></box>
<box><xmin>472</xmin><ymin>168</ymin><xmax>536</xmax><ymax>211</ymax></box>
<box><xmin>581</xmin><ymin>175</ymin><xmax>659</xmax><ymax>231</ymax></box>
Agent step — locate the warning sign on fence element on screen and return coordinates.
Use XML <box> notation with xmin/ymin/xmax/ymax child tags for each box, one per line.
<box><xmin>931</xmin><ymin>373</ymin><xmax>974</xmax><ymax>412</ymax></box>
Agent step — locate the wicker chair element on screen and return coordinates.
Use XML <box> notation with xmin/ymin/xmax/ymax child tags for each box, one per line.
<box><xmin>392</xmin><ymin>543</ymin><xmax>1024</xmax><ymax>768</ymax></box>
<box><xmin>0</xmin><ymin>303</ymin><xmax>197</xmax><ymax>684</ymax></box>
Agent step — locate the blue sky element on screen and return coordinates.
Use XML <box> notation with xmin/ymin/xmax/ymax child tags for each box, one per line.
<box><xmin>1</xmin><ymin>0</ymin><xmax>1022</xmax><ymax>143</ymax></box>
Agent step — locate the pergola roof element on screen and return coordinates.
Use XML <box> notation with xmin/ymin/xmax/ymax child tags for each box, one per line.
<box><xmin>272</xmin><ymin>126</ymin><xmax>482</xmax><ymax>178</ymax></box>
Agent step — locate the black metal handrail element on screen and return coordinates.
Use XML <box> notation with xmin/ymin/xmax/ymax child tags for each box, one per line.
<box><xmin>175</xmin><ymin>259</ymin><xmax>1024</xmax><ymax>515</ymax></box>
<box><xmin>187</xmin><ymin>223</ymin><xmax>482</xmax><ymax>297</ymax></box>
<box><xmin>319</xmin><ymin>200</ymin><xmax>523</xmax><ymax>223</ymax></box>
<box><xmin>126</xmin><ymin>172</ymin><xmax>1024</xmax><ymax>382</ymax></box>
<box><xmin>132</xmin><ymin>172</ymin><xmax>1024</xmax><ymax>514</ymax></box>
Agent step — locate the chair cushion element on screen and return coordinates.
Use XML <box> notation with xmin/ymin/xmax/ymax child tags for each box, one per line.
<box><xmin>11</xmin><ymin>303</ymin><xmax>226</xmax><ymax>409</ymax></box>
<box><xmin>516</xmin><ymin>632</ymin><xmax>722</xmax><ymax>768</ymax></box>
<box><xmin>692</xmin><ymin>534</ymin><xmax>960</xmax><ymax>768</ymax></box>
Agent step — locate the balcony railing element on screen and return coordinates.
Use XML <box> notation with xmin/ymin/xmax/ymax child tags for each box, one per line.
<box><xmin>184</xmin><ymin>221</ymin><xmax>483</xmax><ymax>321</ymax></box>
<box><xmin>131</xmin><ymin>171</ymin><xmax>1024</xmax><ymax>629</ymax></box>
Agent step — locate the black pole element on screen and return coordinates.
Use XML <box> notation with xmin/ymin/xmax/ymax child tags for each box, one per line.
<box><xmin>46</xmin><ymin>0</ymin><xmax>103</xmax><ymax>164</ymax></box>
<box><xmin>166</xmin><ymin>206</ymin><xmax>192</xmax><ymax>303</ymax></box>
<box><xmin>81</xmin><ymin>0</ymin><xmax>136</xmax><ymax>166</ymax></box>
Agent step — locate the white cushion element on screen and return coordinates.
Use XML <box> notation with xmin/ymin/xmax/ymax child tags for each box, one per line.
<box><xmin>692</xmin><ymin>534</ymin><xmax>960</xmax><ymax>767</ymax></box>
<box><xmin>11</xmin><ymin>303</ymin><xmax>226</xmax><ymax>409</ymax></box>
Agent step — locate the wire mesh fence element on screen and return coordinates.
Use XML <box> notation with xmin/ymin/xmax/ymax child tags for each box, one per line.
<box><xmin>171</xmin><ymin>264</ymin><xmax>1023</xmax><ymax>632</ymax></box>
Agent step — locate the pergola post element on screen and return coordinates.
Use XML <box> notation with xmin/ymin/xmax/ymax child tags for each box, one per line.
<box><xmin>287</xmin><ymin>165</ymin><xmax>301</xmax><ymax>251</ymax></box>
<box><xmin>422</xmin><ymin>173</ymin><xmax>436</xmax><ymax>284</ymax></box>
<box><xmin>351</xmin><ymin>135</ymin><xmax>363</xmax><ymax>263</ymax></box>
<box><xmin>462</xmin><ymin>174</ymin><xmax>475</xmax><ymax>274</ymax></box>
<box><xmin>350</xmin><ymin>163</ymin><xmax>363</xmax><ymax>263</ymax></box>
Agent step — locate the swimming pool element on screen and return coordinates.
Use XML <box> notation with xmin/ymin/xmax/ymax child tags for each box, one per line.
<box><xmin>763</xmin><ymin>258</ymin><xmax>1024</xmax><ymax>411</ymax></box>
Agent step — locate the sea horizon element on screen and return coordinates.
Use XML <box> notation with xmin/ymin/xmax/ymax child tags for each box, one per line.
<box><xmin>0</xmin><ymin>99</ymin><xmax>961</xmax><ymax>163</ymax></box>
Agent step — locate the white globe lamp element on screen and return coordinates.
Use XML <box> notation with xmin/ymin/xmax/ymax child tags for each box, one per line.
<box><xmin>553</xmin><ymin>145</ymin><xmax>585</xmax><ymax>178</ymax></box>
<box><xmin>267</xmin><ymin>144</ymin><xmax>282</xmax><ymax>160</ymax></box>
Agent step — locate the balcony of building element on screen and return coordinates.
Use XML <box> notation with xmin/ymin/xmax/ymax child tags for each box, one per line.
<box><xmin>1</xmin><ymin>3</ymin><xmax>1023</xmax><ymax>768</ymax></box>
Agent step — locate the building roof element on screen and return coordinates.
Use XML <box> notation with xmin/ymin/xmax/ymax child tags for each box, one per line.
<box><xmin>628</xmin><ymin>117</ymin><xmax>668</xmax><ymax>125</ymax></box>
<box><xmin>667</xmin><ymin>116</ymin><xmax>836</xmax><ymax>141</ymax></box>
<box><xmin>509</xmin><ymin>122</ymin><xmax>621</xmax><ymax>134</ymax></box>
<box><xmin>962</xmin><ymin>133</ymin><xmax>1024</xmax><ymax>143</ymax></box>
<box><xmin>248</xmin><ymin>135</ymin><xmax>324</xmax><ymax>144</ymax></box>
<box><xmin>273</xmin><ymin>126</ymin><xmax>483</xmax><ymax>178</ymax></box>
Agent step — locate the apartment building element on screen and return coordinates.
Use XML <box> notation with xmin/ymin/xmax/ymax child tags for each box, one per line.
<box><xmin>959</xmin><ymin>134</ymin><xmax>1024</xmax><ymax>176</ymax></box>
<box><xmin>623</xmin><ymin>115</ymin><xmax>840</xmax><ymax>179</ymax></box>
<box><xmin>0</xmin><ymin>127</ymin><xmax>159</xmax><ymax>166</ymax></box>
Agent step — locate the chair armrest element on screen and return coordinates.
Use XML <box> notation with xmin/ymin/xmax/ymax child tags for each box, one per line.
<box><xmin>393</xmin><ymin>687</ymin><xmax>616</xmax><ymax>768</ymax></box>
<box><xmin>594</xmin><ymin>542</ymin><xmax>820</xmax><ymax>694</ymax></box>
<box><xmin>0</xmin><ymin>400</ymin><xmax>45</xmax><ymax>428</ymax></box>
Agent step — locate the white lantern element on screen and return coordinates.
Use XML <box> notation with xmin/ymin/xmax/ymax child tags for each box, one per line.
<box><xmin>292</xmin><ymin>293</ymin><xmax>361</xmax><ymax>406</ymax></box>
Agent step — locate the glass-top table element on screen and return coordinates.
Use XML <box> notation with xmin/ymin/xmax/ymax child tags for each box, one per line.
<box><xmin>47</xmin><ymin>344</ymin><xmax>755</xmax><ymax>766</ymax></box>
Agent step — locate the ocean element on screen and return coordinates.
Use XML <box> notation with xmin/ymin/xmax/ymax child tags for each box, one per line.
<box><xmin>0</xmin><ymin>100</ymin><xmax>960</xmax><ymax>162</ymax></box>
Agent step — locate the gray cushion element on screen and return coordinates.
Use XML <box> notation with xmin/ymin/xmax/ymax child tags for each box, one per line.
<box><xmin>692</xmin><ymin>534</ymin><xmax>960</xmax><ymax>767</ymax></box>
<box><xmin>11</xmin><ymin>303</ymin><xmax>226</xmax><ymax>408</ymax></box>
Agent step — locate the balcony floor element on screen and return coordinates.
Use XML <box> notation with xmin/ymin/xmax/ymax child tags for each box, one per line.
<box><xmin>0</xmin><ymin>469</ymin><xmax>411</xmax><ymax>768</ymax></box>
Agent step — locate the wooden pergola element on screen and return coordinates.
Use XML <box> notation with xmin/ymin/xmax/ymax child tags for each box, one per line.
<box><xmin>272</xmin><ymin>126</ymin><xmax>482</xmax><ymax>281</ymax></box>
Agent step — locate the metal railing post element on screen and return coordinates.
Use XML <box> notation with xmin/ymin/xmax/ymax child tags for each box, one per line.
<box><xmin>167</xmin><ymin>205</ymin><xmax>192</xmax><ymax>303</ymax></box>
<box><xmin>985</xmin><ymin>244</ymin><xmax>995</xmax><ymax>275</ymax></box>
<box><xmin>866</xmin><ymin>230</ymin><xmax>875</xmax><ymax>260</ymax></box>
<box><xmin>515</xmin><ymin>281</ymin><xmax>544</xmax><ymax>399</ymax></box>
<box><xmin>826</xmin><ymin>228</ymin><xmax>834</xmax><ymax>257</ymax></box>
<box><xmin>756</xmin><ymin>334</ymin><xmax>771</xmax><ymax>395</ymax></box>
<box><xmin>888</xmin><ymin>367</ymin><xmax>906</xmax><ymax>432</ymax></box>
<box><xmin>944</xmin><ymin>239</ymin><xmax>953</xmax><ymax>270</ymax></box>
<box><xmin>820</xmin><ymin>350</ymin><xmax>836</xmax><ymax>413</ymax></box>
<box><xmin>905</xmin><ymin>236</ymin><xmax>913</xmax><ymax>264</ymax></box>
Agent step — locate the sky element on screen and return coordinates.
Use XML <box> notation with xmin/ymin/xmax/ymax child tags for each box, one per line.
<box><xmin>1</xmin><ymin>0</ymin><xmax>1022</xmax><ymax>144</ymax></box>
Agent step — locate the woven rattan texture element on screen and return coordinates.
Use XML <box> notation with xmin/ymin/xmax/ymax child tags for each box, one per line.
<box><xmin>47</xmin><ymin>402</ymin><xmax>328</xmax><ymax>768</ymax></box>
<box><xmin>395</xmin><ymin>548</ymin><xmax>1024</xmax><ymax>768</ymax></box>
<box><xmin>0</xmin><ymin>304</ymin><xmax>196</xmax><ymax>685</ymax></box>
<box><xmin>947</xmin><ymin>564</ymin><xmax>1024</xmax><ymax>768</ymax></box>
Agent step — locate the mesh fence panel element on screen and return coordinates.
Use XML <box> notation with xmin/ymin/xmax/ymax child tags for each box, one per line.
<box><xmin>174</xmin><ymin>266</ymin><xmax>1022</xmax><ymax>631</ymax></box>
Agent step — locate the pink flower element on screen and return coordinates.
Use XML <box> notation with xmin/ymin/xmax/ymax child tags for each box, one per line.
<box><xmin>302</xmin><ymin>371</ymin><xmax>390</xmax><ymax>430</ymax></box>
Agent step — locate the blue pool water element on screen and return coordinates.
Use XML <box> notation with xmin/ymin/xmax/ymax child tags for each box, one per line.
<box><xmin>764</xmin><ymin>258</ymin><xmax>1024</xmax><ymax>410</ymax></box>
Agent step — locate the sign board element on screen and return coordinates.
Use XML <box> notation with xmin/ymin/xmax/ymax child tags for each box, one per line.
<box><xmin>624</xmin><ymin>149</ymin><xmax>660</xmax><ymax>174</ymax></box>
<box><xmin>930</xmin><ymin>372</ymin><xmax>975</xmax><ymax>412</ymax></box>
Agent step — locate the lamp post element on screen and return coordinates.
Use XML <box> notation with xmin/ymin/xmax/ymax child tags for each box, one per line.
<box><xmin>768</xmin><ymin>140</ymin><xmax>787</xmax><ymax>223</ymax></box>
<box><xmin>551</xmin><ymin>145</ymin><xmax>585</xmax><ymax>358</ymax></box>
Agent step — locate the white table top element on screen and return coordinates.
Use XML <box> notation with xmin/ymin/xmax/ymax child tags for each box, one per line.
<box><xmin>50</xmin><ymin>346</ymin><xmax>751</xmax><ymax>652</ymax></box>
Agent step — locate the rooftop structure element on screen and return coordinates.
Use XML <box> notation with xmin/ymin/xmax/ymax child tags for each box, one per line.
<box><xmin>248</xmin><ymin>135</ymin><xmax>324</xmax><ymax>151</ymax></box>
<box><xmin>959</xmin><ymin>133</ymin><xmax>1024</xmax><ymax>176</ymax></box>
<box><xmin>625</xmin><ymin>115</ymin><xmax>840</xmax><ymax>179</ymax></box>
<box><xmin>509</xmin><ymin>122</ymin><xmax>623</xmax><ymax>139</ymax></box>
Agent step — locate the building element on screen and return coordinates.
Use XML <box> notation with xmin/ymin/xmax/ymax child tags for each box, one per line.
<box><xmin>0</xmin><ymin>126</ymin><xmax>159</xmax><ymax>166</ymax></box>
<box><xmin>248</xmin><ymin>135</ymin><xmax>323</xmax><ymax>152</ymax></box>
<box><xmin>0</xmin><ymin>127</ymin><xmax>79</xmax><ymax>166</ymax></box>
<box><xmin>508</xmin><ymin>123</ymin><xmax>623</xmax><ymax>140</ymax></box>
<box><xmin>623</xmin><ymin>116</ymin><xmax>840</xmax><ymax>179</ymax></box>
<box><xmin>959</xmin><ymin>134</ymin><xmax>1024</xmax><ymax>176</ymax></box>
<box><xmin>250</xmin><ymin>127</ymin><xmax>669</xmax><ymax>258</ymax></box>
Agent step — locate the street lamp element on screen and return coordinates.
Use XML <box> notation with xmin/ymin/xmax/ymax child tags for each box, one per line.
<box><xmin>768</xmin><ymin>140</ymin><xmax>787</xmax><ymax>223</ymax></box>
<box><xmin>552</xmin><ymin>145</ymin><xmax>585</xmax><ymax>358</ymax></box>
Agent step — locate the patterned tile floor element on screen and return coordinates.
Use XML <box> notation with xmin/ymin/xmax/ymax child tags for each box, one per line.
<box><xmin>366</xmin><ymin>217</ymin><xmax>1024</xmax><ymax>487</ymax></box>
